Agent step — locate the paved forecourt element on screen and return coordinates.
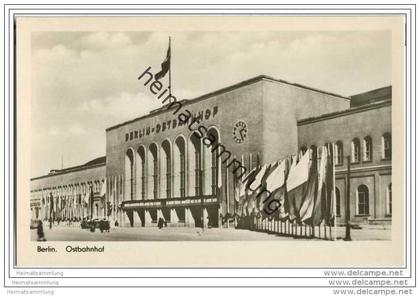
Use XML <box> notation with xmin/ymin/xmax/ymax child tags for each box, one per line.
<box><xmin>31</xmin><ymin>225</ymin><xmax>390</xmax><ymax>241</ymax></box>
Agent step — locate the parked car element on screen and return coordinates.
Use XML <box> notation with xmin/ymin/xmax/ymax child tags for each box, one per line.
<box><xmin>80</xmin><ymin>219</ymin><xmax>90</xmax><ymax>229</ymax></box>
<box><xmin>81</xmin><ymin>218</ymin><xmax>110</xmax><ymax>232</ymax></box>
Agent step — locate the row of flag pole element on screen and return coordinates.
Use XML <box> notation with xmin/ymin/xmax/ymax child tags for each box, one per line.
<box><xmin>232</xmin><ymin>144</ymin><xmax>336</xmax><ymax>236</ymax></box>
<box><xmin>151</xmin><ymin>39</ymin><xmax>336</xmax><ymax>231</ymax></box>
<box><xmin>42</xmin><ymin>182</ymin><xmax>106</xmax><ymax>219</ymax></box>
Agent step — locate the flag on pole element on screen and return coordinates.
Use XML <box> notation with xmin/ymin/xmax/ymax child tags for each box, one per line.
<box><xmin>100</xmin><ymin>179</ymin><xmax>107</xmax><ymax>197</ymax></box>
<box><xmin>265</xmin><ymin>160</ymin><xmax>286</xmax><ymax>192</ymax></box>
<box><xmin>49</xmin><ymin>192</ymin><xmax>54</xmax><ymax>214</ymax></box>
<box><xmin>217</xmin><ymin>153</ymin><xmax>223</xmax><ymax>191</ymax></box>
<box><xmin>84</xmin><ymin>189</ymin><xmax>90</xmax><ymax>205</ymax></box>
<box><xmin>239</xmin><ymin>167</ymin><xmax>258</xmax><ymax>199</ymax></box>
<box><xmin>286</xmin><ymin>152</ymin><xmax>310</xmax><ymax>221</ymax></box>
<box><xmin>155</xmin><ymin>40</ymin><xmax>171</xmax><ymax>80</ymax></box>
<box><xmin>325</xmin><ymin>143</ymin><xmax>335</xmax><ymax>225</ymax></box>
<box><xmin>234</xmin><ymin>176</ymin><xmax>240</xmax><ymax>203</ymax></box>
<box><xmin>299</xmin><ymin>156</ymin><xmax>318</xmax><ymax>223</ymax></box>
<box><xmin>312</xmin><ymin>146</ymin><xmax>328</xmax><ymax>226</ymax></box>
<box><xmin>255</xmin><ymin>163</ymin><xmax>278</xmax><ymax>213</ymax></box>
<box><xmin>249</xmin><ymin>164</ymin><xmax>269</xmax><ymax>191</ymax></box>
<box><xmin>73</xmin><ymin>188</ymin><xmax>77</xmax><ymax>208</ymax></box>
<box><xmin>244</xmin><ymin>166</ymin><xmax>261</xmax><ymax>215</ymax></box>
<box><xmin>261</xmin><ymin>159</ymin><xmax>287</xmax><ymax>219</ymax></box>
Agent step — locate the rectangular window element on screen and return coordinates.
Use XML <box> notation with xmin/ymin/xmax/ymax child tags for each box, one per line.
<box><xmin>354</xmin><ymin>147</ymin><xmax>359</xmax><ymax>162</ymax></box>
<box><xmin>364</xmin><ymin>138</ymin><xmax>372</xmax><ymax>161</ymax></box>
<box><xmin>335</xmin><ymin>144</ymin><xmax>343</xmax><ymax>166</ymax></box>
<box><xmin>352</xmin><ymin>140</ymin><xmax>361</xmax><ymax>163</ymax></box>
<box><xmin>365</xmin><ymin>144</ymin><xmax>371</xmax><ymax>160</ymax></box>
<box><xmin>384</xmin><ymin>140</ymin><xmax>391</xmax><ymax>159</ymax></box>
<box><xmin>357</xmin><ymin>192</ymin><xmax>369</xmax><ymax>215</ymax></box>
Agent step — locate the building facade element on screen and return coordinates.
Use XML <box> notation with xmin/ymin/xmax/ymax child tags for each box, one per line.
<box><xmin>298</xmin><ymin>87</ymin><xmax>392</xmax><ymax>225</ymax></box>
<box><xmin>30</xmin><ymin>157</ymin><xmax>106</xmax><ymax>221</ymax></box>
<box><xmin>30</xmin><ymin>75</ymin><xmax>392</xmax><ymax>227</ymax></box>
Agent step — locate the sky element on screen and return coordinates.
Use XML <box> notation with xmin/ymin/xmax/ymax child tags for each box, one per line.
<box><xmin>31</xmin><ymin>30</ymin><xmax>391</xmax><ymax>177</ymax></box>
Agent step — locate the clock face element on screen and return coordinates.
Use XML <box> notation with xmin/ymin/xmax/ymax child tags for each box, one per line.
<box><xmin>233</xmin><ymin>120</ymin><xmax>248</xmax><ymax>143</ymax></box>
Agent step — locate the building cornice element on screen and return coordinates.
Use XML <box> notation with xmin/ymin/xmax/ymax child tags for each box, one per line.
<box><xmin>106</xmin><ymin>75</ymin><xmax>349</xmax><ymax>132</ymax></box>
<box><xmin>30</xmin><ymin>162</ymin><xmax>105</xmax><ymax>181</ymax></box>
<box><xmin>297</xmin><ymin>99</ymin><xmax>392</xmax><ymax>126</ymax></box>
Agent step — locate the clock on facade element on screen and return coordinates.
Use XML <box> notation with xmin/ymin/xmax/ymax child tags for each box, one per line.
<box><xmin>232</xmin><ymin>120</ymin><xmax>248</xmax><ymax>143</ymax></box>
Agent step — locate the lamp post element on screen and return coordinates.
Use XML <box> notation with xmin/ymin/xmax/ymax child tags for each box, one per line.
<box><xmin>344</xmin><ymin>155</ymin><xmax>352</xmax><ymax>241</ymax></box>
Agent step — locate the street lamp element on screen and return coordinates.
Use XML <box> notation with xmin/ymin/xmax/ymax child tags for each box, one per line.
<box><xmin>344</xmin><ymin>155</ymin><xmax>352</xmax><ymax>241</ymax></box>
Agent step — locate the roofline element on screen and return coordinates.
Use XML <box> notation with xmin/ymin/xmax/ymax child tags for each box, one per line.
<box><xmin>106</xmin><ymin>75</ymin><xmax>349</xmax><ymax>132</ymax></box>
<box><xmin>30</xmin><ymin>161</ymin><xmax>106</xmax><ymax>181</ymax></box>
<box><xmin>350</xmin><ymin>85</ymin><xmax>392</xmax><ymax>98</ymax></box>
<box><xmin>297</xmin><ymin>99</ymin><xmax>392</xmax><ymax>126</ymax></box>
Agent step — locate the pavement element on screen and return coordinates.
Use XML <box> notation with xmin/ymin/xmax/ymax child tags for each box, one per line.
<box><xmin>335</xmin><ymin>225</ymin><xmax>391</xmax><ymax>241</ymax></box>
<box><xmin>32</xmin><ymin>223</ymin><xmax>391</xmax><ymax>241</ymax></box>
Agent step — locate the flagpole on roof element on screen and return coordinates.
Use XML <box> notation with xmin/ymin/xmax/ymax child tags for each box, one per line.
<box><xmin>168</xmin><ymin>36</ymin><xmax>171</xmax><ymax>96</ymax></box>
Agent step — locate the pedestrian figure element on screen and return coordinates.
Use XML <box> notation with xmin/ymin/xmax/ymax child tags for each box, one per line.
<box><xmin>37</xmin><ymin>220</ymin><xmax>46</xmax><ymax>241</ymax></box>
<box><xmin>158</xmin><ymin>217</ymin><xmax>164</xmax><ymax>229</ymax></box>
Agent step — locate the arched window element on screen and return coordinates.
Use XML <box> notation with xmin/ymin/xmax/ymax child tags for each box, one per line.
<box><xmin>335</xmin><ymin>141</ymin><xmax>343</xmax><ymax>165</ymax></box>
<box><xmin>188</xmin><ymin>132</ymin><xmax>202</xmax><ymax>196</ymax></box>
<box><xmin>335</xmin><ymin>187</ymin><xmax>341</xmax><ymax>216</ymax></box>
<box><xmin>136</xmin><ymin>146</ymin><xmax>146</xmax><ymax>200</ymax></box>
<box><xmin>386</xmin><ymin>183</ymin><xmax>392</xmax><ymax>216</ymax></box>
<box><xmin>148</xmin><ymin>143</ymin><xmax>159</xmax><ymax>200</ymax></box>
<box><xmin>161</xmin><ymin>140</ymin><xmax>172</xmax><ymax>199</ymax></box>
<box><xmin>382</xmin><ymin>133</ymin><xmax>392</xmax><ymax>160</ymax></box>
<box><xmin>207</xmin><ymin>127</ymin><xmax>221</xmax><ymax>196</ymax></box>
<box><xmin>363</xmin><ymin>136</ymin><xmax>373</xmax><ymax>161</ymax></box>
<box><xmin>351</xmin><ymin>138</ymin><xmax>361</xmax><ymax>163</ymax></box>
<box><xmin>174</xmin><ymin>136</ymin><xmax>186</xmax><ymax>198</ymax></box>
<box><xmin>357</xmin><ymin>184</ymin><xmax>369</xmax><ymax>215</ymax></box>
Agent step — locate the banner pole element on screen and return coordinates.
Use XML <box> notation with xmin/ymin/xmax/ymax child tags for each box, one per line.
<box><xmin>168</xmin><ymin>36</ymin><xmax>171</xmax><ymax>96</ymax></box>
<box><xmin>332</xmin><ymin>143</ymin><xmax>337</xmax><ymax>241</ymax></box>
<box><xmin>226</xmin><ymin>163</ymin><xmax>229</xmax><ymax>229</ymax></box>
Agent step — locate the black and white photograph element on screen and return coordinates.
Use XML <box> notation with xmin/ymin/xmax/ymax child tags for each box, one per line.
<box><xmin>29</xmin><ymin>28</ymin><xmax>393</xmax><ymax>243</ymax></box>
<box><xmin>9</xmin><ymin>11</ymin><xmax>407</xmax><ymax>271</ymax></box>
<box><xmin>4</xmin><ymin>4</ymin><xmax>416</xmax><ymax>294</ymax></box>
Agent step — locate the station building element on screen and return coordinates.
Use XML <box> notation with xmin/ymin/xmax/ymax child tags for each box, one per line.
<box><xmin>298</xmin><ymin>87</ymin><xmax>392</xmax><ymax>225</ymax></box>
<box><xmin>30</xmin><ymin>157</ymin><xmax>106</xmax><ymax>221</ymax></box>
<box><xmin>30</xmin><ymin>75</ymin><xmax>392</xmax><ymax>227</ymax></box>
